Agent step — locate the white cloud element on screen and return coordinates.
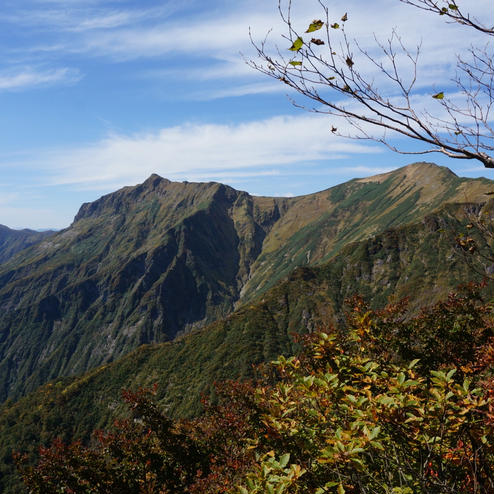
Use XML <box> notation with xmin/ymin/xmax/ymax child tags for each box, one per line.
<box><xmin>18</xmin><ymin>113</ymin><xmax>380</xmax><ymax>189</ymax></box>
<box><xmin>142</xmin><ymin>56</ymin><xmax>256</xmax><ymax>82</ymax></box>
<box><xmin>0</xmin><ymin>3</ymin><xmax>183</xmax><ymax>32</ymax></box>
<box><xmin>5</xmin><ymin>0</ymin><xmax>491</xmax><ymax>98</ymax></box>
<box><xmin>74</xmin><ymin>12</ymin><xmax>280</xmax><ymax>60</ymax></box>
<box><xmin>76</xmin><ymin>0</ymin><xmax>491</xmax><ymax>107</ymax></box>
<box><xmin>0</xmin><ymin>67</ymin><xmax>81</xmax><ymax>90</ymax></box>
<box><xmin>194</xmin><ymin>81</ymin><xmax>284</xmax><ymax>100</ymax></box>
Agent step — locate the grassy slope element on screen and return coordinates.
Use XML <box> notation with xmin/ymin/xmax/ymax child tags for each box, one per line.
<box><xmin>241</xmin><ymin>162</ymin><xmax>491</xmax><ymax>300</ymax></box>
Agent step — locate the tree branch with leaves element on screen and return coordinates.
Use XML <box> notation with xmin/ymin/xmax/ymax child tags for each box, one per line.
<box><xmin>249</xmin><ymin>0</ymin><xmax>494</xmax><ymax>168</ymax></box>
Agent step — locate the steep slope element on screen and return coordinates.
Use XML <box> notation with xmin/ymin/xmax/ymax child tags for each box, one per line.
<box><xmin>0</xmin><ymin>163</ymin><xmax>490</xmax><ymax>404</ymax></box>
<box><xmin>0</xmin><ymin>176</ymin><xmax>285</xmax><ymax>402</ymax></box>
<box><xmin>240</xmin><ymin>162</ymin><xmax>491</xmax><ymax>299</ymax></box>
<box><xmin>0</xmin><ymin>225</ymin><xmax>54</xmax><ymax>264</ymax></box>
<box><xmin>0</xmin><ymin>199</ymin><xmax>492</xmax><ymax>493</ymax></box>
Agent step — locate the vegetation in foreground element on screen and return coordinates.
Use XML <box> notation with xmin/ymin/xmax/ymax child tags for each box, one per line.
<box><xmin>16</xmin><ymin>283</ymin><xmax>493</xmax><ymax>493</ymax></box>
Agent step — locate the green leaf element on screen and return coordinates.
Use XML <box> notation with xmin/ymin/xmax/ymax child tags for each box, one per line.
<box><xmin>427</xmin><ymin>436</ymin><xmax>442</xmax><ymax>444</ymax></box>
<box><xmin>279</xmin><ymin>453</ymin><xmax>290</xmax><ymax>468</ymax></box>
<box><xmin>446</xmin><ymin>368</ymin><xmax>457</xmax><ymax>380</ymax></box>
<box><xmin>330</xmin><ymin>22</ymin><xmax>340</xmax><ymax>29</ymax></box>
<box><xmin>378</xmin><ymin>395</ymin><xmax>394</xmax><ymax>406</ymax></box>
<box><xmin>370</xmin><ymin>440</ymin><xmax>384</xmax><ymax>450</ymax></box>
<box><xmin>289</xmin><ymin>37</ymin><xmax>303</xmax><ymax>52</ymax></box>
<box><xmin>306</xmin><ymin>20</ymin><xmax>324</xmax><ymax>33</ymax></box>
<box><xmin>324</xmin><ymin>482</ymin><xmax>340</xmax><ymax>489</ymax></box>
<box><xmin>370</xmin><ymin>426</ymin><xmax>381</xmax><ymax>440</ymax></box>
<box><xmin>431</xmin><ymin>370</ymin><xmax>445</xmax><ymax>379</ymax></box>
<box><xmin>289</xmin><ymin>60</ymin><xmax>302</xmax><ymax>67</ymax></box>
<box><xmin>448</xmin><ymin>3</ymin><xmax>458</xmax><ymax>10</ymax></box>
<box><xmin>337</xmin><ymin>483</ymin><xmax>346</xmax><ymax>494</ymax></box>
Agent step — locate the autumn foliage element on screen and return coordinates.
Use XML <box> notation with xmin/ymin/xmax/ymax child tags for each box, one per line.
<box><xmin>16</xmin><ymin>283</ymin><xmax>493</xmax><ymax>493</ymax></box>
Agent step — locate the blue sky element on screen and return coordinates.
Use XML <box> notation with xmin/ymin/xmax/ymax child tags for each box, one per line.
<box><xmin>0</xmin><ymin>0</ymin><xmax>492</xmax><ymax>229</ymax></box>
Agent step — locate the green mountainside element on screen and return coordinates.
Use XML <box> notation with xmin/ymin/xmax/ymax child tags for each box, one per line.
<box><xmin>0</xmin><ymin>226</ymin><xmax>54</xmax><ymax>265</ymax></box>
<box><xmin>0</xmin><ymin>163</ymin><xmax>491</xmax><ymax>406</ymax></box>
<box><xmin>239</xmin><ymin>162</ymin><xmax>490</xmax><ymax>299</ymax></box>
<box><xmin>0</xmin><ymin>198</ymin><xmax>492</xmax><ymax>492</ymax></box>
<box><xmin>0</xmin><ymin>177</ymin><xmax>285</xmax><ymax>402</ymax></box>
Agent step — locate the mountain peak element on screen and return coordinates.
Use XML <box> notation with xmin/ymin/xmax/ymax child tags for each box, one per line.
<box><xmin>74</xmin><ymin>174</ymin><xmax>171</xmax><ymax>222</ymax></box>
<box><xmin>0</xmin><ymin>161</ymin><xmax>491</xmax><ymax>412</ymax></box>
<box><xmin>401</xmin><ymin>161</ymin><xmax>458</xmax><ymax>178</ymax></box>
<box><xmin>356</xmin><ymin>162</ymin><xmax>458</xmax><ymax>186</ymax></box>
<box><xmin>142</xmin><ymin>173</ymin><xmax>170</xmax><ymax>189</ymax></box>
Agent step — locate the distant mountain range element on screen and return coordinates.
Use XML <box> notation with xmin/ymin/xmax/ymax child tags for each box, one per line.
<box><xmin>0</xmin><ymin>161</ymin><xmax>492</xmax><ymax>493</ymax></box>
<box><xmin>0</xmin><ymin>225</ymin><xmax>54</xmax><ymax>264</ymax></box>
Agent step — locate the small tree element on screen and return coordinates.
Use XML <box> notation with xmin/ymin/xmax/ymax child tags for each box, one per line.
<box><xmin>250</xmin><ymin>0</ymin><xmax>494</xmax><ymax>168</ymax></box>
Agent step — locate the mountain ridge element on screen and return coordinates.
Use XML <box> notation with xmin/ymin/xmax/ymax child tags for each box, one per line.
<box><xmin>0</xmin><ymin>162</ymin><xmax>491</xmax><ymax>405</ymax></box>
<box><xmin>0</xmin><ymin>225</ymin><xmax>55</xmax><ymax>265</ymax></box>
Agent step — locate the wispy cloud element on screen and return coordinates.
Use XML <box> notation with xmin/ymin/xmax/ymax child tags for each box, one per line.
<box><xmin>14</xmin><ymin>113</ymin><xmax>380</xmax><ymax>189</ymax></box>
<box><xmin>72</xmin><ymin>12</ymin><xmax>280</xmax><ymax>61</ymax></box>
<box><xmin>0</xmin><ymin>67</ymin><xmax>81</xmax><ymax>90</ymax></box>
<box><xmin>141</xmin><ymin>57</ymin><xmax>256</xmax><ymax>82</ymax></box>
<box><xmin>193</xmin><ymin>82</ymin><xmax>284</xmax><ymax>100</ymax></box>
<box><xmin>0</xmin><ymin>3</ymin><xmax>182</xmax><ymax>32</ymax></box>
<box><xmin>3</xmin><ymin>0</ymin><xmax>491</xmax><ymax>97</ymax></box>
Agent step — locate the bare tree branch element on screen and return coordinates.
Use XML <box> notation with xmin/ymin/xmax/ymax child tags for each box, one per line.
<box><xmin>398</xmin><ymin>0</ymin><xmax>494</xmax><ymax>36</ymax></box>
<box><xmin>249</xmin><ymin>0</ymin><xmax>494</xmax><ymax>168</ymax></box>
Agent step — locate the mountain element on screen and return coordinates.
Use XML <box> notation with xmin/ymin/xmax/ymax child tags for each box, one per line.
<box><xmin>0</xmin><ymin>197</ymin><xmax>492</xmax><ymax>493</ymax></box>
<box><xmin>0</xmin><ymin>163</ymin><xmax>491</xmax><ymax>404</ymax></box>
<box><xmin>0</xmin><ymin>162</ymin><xmax>492</xmax><ymax>493</ymax></box>
<box><xmin>0</xmin><ymin>225</ymin><xmax>54</xmax><ymax>265</ymax></box>
<box><xmin>238</xmin><ymin>162</ymin><xmax>490</xmax><ymax>299</ymax></box>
